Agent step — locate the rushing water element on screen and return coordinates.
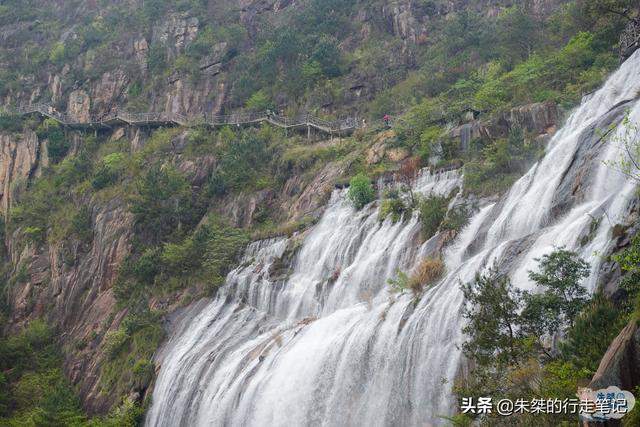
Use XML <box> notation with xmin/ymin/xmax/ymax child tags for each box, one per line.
<box><xmin>146</xmin><ymin>51</ymin><xmax>640</xmax><ymax>426</ymax></box>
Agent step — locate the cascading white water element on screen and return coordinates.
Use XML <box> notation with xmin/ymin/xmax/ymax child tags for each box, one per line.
<box><xmin>146</xmin><ymin>51</ymin><xmax>640</xmax><ymax>426</ymax></box>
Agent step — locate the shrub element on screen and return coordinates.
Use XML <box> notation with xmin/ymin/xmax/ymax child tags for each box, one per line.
<box><xmin>559</xmin><ymin>293</ymin><xmax>626</xmax><ymax>373</ymax></box>
<box><xmin>99</xmin><ymin>311</ymin><xmax>164</xmax><ymax>399</ymax></box>
<box><xmin>417</xmin><ymin>195</ymin><xmax>448</xmax><ymax>237</ymax></box>
<box><xmin>129</xmin><ymin>164</ymin><xmax>194</xmax><ymax>244</ymax></box>
<box><xmin>379</xmin><ymin>189</ymin><xmax>410</xmax><ymax>223</ymax></box>
<box><xmin>132</xmin><ymin>359</ymin><xmax>154</xmax><ymax>389</ymax></box>
<box><xmin>0</xmin><ymin>320</ymin><xmax>90</xmax><ymax>423</ymax></box>
<box><xmin>347</xmin><ymin>174</ymin><xmax>375</xmax><ymax>210</ymax></box>
<box><xmin>410</xmin><ymin>257</ymin><xmax>445</xmax><ymax>292</ymax></box>
<box><xmin>70</xmin><ymin>205</ymin><xmax>92</xmax><ymax>243</ymax></box>
<box><xmin>207</xmin><ymin>128</ymin><xmax>273</xmax><ymax>196</ymax></box>
<box><xmin>103</xmin><ymin>329</ymin><xmax>129</xmax><ymax>360</ymax></box>
<box><xmin>92</xmin><ymin>152</ymin><xmax>126</xmax><ymax>190</ymax></box>
<box><xmin>48</xmin><ymin>42</ymin><xmax>66</xmax><ymax>65</ymax></box>
<box><xmin>388</xmin><ymin>258</ymin><xmax>445</xmax><ymax>297</ymax></box>
<box><xmin>441</xmin><ymin>204</ymin><xmax>469</xmax><ymax>233</ymax></box>
<box><xmin>245</xmin><ymin>90</ymin><xmax>272</xmax><ymax>111</ymax></box>
<box><xmin>0</xmin><ymin>114</ymin><xmax>23</xmax><ymax>132</ymax></box>
<box><xmin>36</xmin><ymin>119</ymin><xmax>69</xmax><ymax>163</ymax></box>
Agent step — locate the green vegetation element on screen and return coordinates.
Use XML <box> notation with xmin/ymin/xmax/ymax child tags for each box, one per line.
<box><xmin>115</xmin><ymin>215</ymin><xmax>249</xmax><ymax>303</ymax></box>
<box><xmin>463</xmin><ymin>129</ymin><xmax>542</xmax><ymax>195</ymax></box>
<box><xmin>36</xmin><ymin>119</ymin><xmax>70</xmax><ymax>164</ymax></box>
<box><xmin>0</xmin><ymin>320</ymin><xmax>145</xmax><ymax>426</ymax></box>
<box><xmin>457</xmin><ymin>248</ymin><xmax>634</xmax><ymax>425</ymax></box>
<box><xmin>379</xmin><ymin>189</ymin><xmax>412</xmax><ymax>223</ymax></box>
<box><xmin>347</xmin><ymin>174</ymin><xmax>375</xmax><ymax>210</ymax></box>
<box><xmin>0</xmin><ymin>0</ymin><xmax>637</xmax><ymax>423</ymax></box>
<box><xmin>0</xmin><ymin>321</ymin><xmax>85</xmax><ymax>425</ymax></box>
<box><xmin>417</xmin><ymin>195</ymin><xmax>448</xmax><ymax>238</ymax></box>
<box><xmin>388</xmin><ymin>257</ymin><xmax>445</xmax><ymax>297</ymax></box>
<box><xmin>100</xmin><ymin>311</ymin><xmax>163</xmax><ymax>402</ymax></box>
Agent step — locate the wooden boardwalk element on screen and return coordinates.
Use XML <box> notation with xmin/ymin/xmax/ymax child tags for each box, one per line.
<box><xmin>8</xmin><ymin>103</ymin><xmax>361</xmax><ymax>136</ymax></box>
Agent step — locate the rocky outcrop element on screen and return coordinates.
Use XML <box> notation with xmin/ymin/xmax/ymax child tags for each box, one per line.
<box><xmin>0</xmin><ymin>131</ymin><xmax>47</xmax><ymax>213</ymax></box>
<box><xmin>67</xmin><ymin>89</ymin><xmax>91</xmax><ymax>123</ymax></box>
<box><xmin>282</xmin><ymin>160</ymin><xmax>347</xmax><ymax>222</ymax></box>
<box><xmin>449</xmin><ymin>121</ymin><xmax>490</xmax><ymax>151</ymax></box>
<box><xmin>489</xmin><ymin>101</ymin><xmax>560</xmax><ymax>138</ymax></box>
<box><xmin>162</xmin><ymin>76</ymin><xmax>227</xmax><ymax>117</ymax></box>
<box><xmin>91</xmin><ymin>70</ymin><xmax>129</xmax><ymax>116</ymax></box>
<box><xmin>6</xmin><ymin>198</ymin><xmax>134</xmax><ymax>414</ymax></box>
<box><xmin>133</xmin><ymin>37</ymin><xmax>149</xmax><ymax>72</ymax></box>
<box><xmin>152</xmin><ymin>13</ymin><xmax>199</xmax><ymax>59</ymax></box>
<box><xmin>449</xmin><ymin>101</ymin><xmax>560</xmax><ymax>150</ymax></box>
<box><xmin>382</xmin><ymin>1</ymin><xmax>425</xmax><ymax>43</ymax></box>
<box><xmin>590</xmin><ymin>320</ymin><xmax>640</xmax><ymax>392</ymax></box>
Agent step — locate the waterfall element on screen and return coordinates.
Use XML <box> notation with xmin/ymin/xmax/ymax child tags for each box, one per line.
<box><xmin>146</xmin><ymin>51</ymin><xmax>640</xmax><ymax>426</ymax></box>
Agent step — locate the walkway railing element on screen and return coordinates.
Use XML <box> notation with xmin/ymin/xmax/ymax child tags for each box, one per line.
<box><xmin>6</xmin><ymin>103</ymin><xmax>362</xmax><ymax>136</ymax></box>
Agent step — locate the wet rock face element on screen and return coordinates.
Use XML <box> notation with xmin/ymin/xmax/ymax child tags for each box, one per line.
<box><xmin>549</xmin><ymin>101</ymin><xmax>628</xmax><ymax>221</ymax></box>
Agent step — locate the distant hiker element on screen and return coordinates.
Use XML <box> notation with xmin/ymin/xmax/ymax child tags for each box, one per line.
<box><xmin>383</xmin><ymin>114</ymin><xmax>390</xmax><ymax>128</ymax></box>
<box><xmin>362</xmin><ymin>118</ymin><xmax>367</xmax><ymax>129</ymax></box>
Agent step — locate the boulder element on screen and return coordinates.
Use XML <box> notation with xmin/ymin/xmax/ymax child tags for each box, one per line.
<box><xmin>590</xmin><ymin>320</ymin><xmax>640</xmax><ymax>392</ymax></box>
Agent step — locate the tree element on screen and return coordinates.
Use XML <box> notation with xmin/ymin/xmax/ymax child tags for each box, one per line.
<box><xmin>129</xmin><ymin>165</ymin><xmax>192</xmax><ymax>244</ymax></box>
<box><xmin>525</xmin><ymin>248</ymin><xmax>590</xmax><ymax>331</ymax></box>
<box><xmin>580</xmin><ymin>0</ymin><xmax>638</xmax><ymax>23</ymax></box>
<box><xmin>461</xmin><ymin>267</ymin><xmax>526</xmax><ymax>367</ymax></box>
<box><xmin>245</xmin><ymin>90</ymin><xmax>272</xmax><ymax>111</ymax></box>
<box><xmin>347</xmin><ymin>174</ymin><xmax>375</xmax><ymax>210</ymax></box>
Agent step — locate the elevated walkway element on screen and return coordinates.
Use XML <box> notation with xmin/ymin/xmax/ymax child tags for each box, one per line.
<box><xmin>7</xmin><ymin>104</ymin><xmax>361</xmax><ymax>136</ymax></box>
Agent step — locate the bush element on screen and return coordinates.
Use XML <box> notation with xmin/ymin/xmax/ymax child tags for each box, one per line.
<box><xmin>36</xmin><ymin>119</ymin><xmax>69</xmax><ymax>163</ymax></box>
<box><xmin>92</xmin><ymin>152</ymin><xmax>126</xmax><ymax>190</ymax></box>
<box><xmin>0</xmin><ymin>114</ymin><xmax>24</xmax><ymax>132</ymax></box>
<box><xmin>417</xmin><ymin>195</ymin><xmax>448</xmax><ymax>238</ymax></box>
<box><xmin>410</xmin><ymin>257</ymin><xmax>445</xmax><ymax>293</ymax></box>
<box><xmin>441</xmin><ymin>204</ymin><xmax>469</xmax><ymax>233</ymax></box>
<box><xmin>245</xmin><ymin>90</ymin><xmax>272</xmax><ymax>111</ymax></box>
<box><xmin>70</xmin><ymin>205</ymin><xmax>92</xmax><ymax>243</ymax></box>
<box><xmin>103</xmin><ymin>329</ymin><xmax>129</xmax><ymax>360</ymax></box>
<box><xmin>132</xmin><ymin>359</ymin><xmax>154</xmax><ymax>389</ymax></box>
<box><xmin>207</xmin><ymin>128</ymin><xmax>273</xmax><ymax>196</ymax></box>
<box><xmin>379</xmin><ymin>189</ymin><xmax>410</xmax><ymax>223</ymax></box>
<box><xmin>388</xmin><ymin>258</ymin><xmax>445</xmax><ymax>297</ymax></box>
<box><xmin>560</xmin><ymin>294</ymin><xmax>626</xmax><ymax>373</ymax></box>
<box><xmin>129</xmin><ymin>164</ymin><xmax>194</xmax><ymax>244</ymax></box>
<box><xmin>0</xmin><ymin>320</ymin><xmax>89</xmax><ymax>424</ymax></box>
<box><xmin>347</xmin><ymin>174</ymin><xmax>375</xmax><ymax>210</ymax></box>
<box><xmin>99</xmin><ymin>311</ymin><xmax>164</xmax><ymax>400</ymax></box>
